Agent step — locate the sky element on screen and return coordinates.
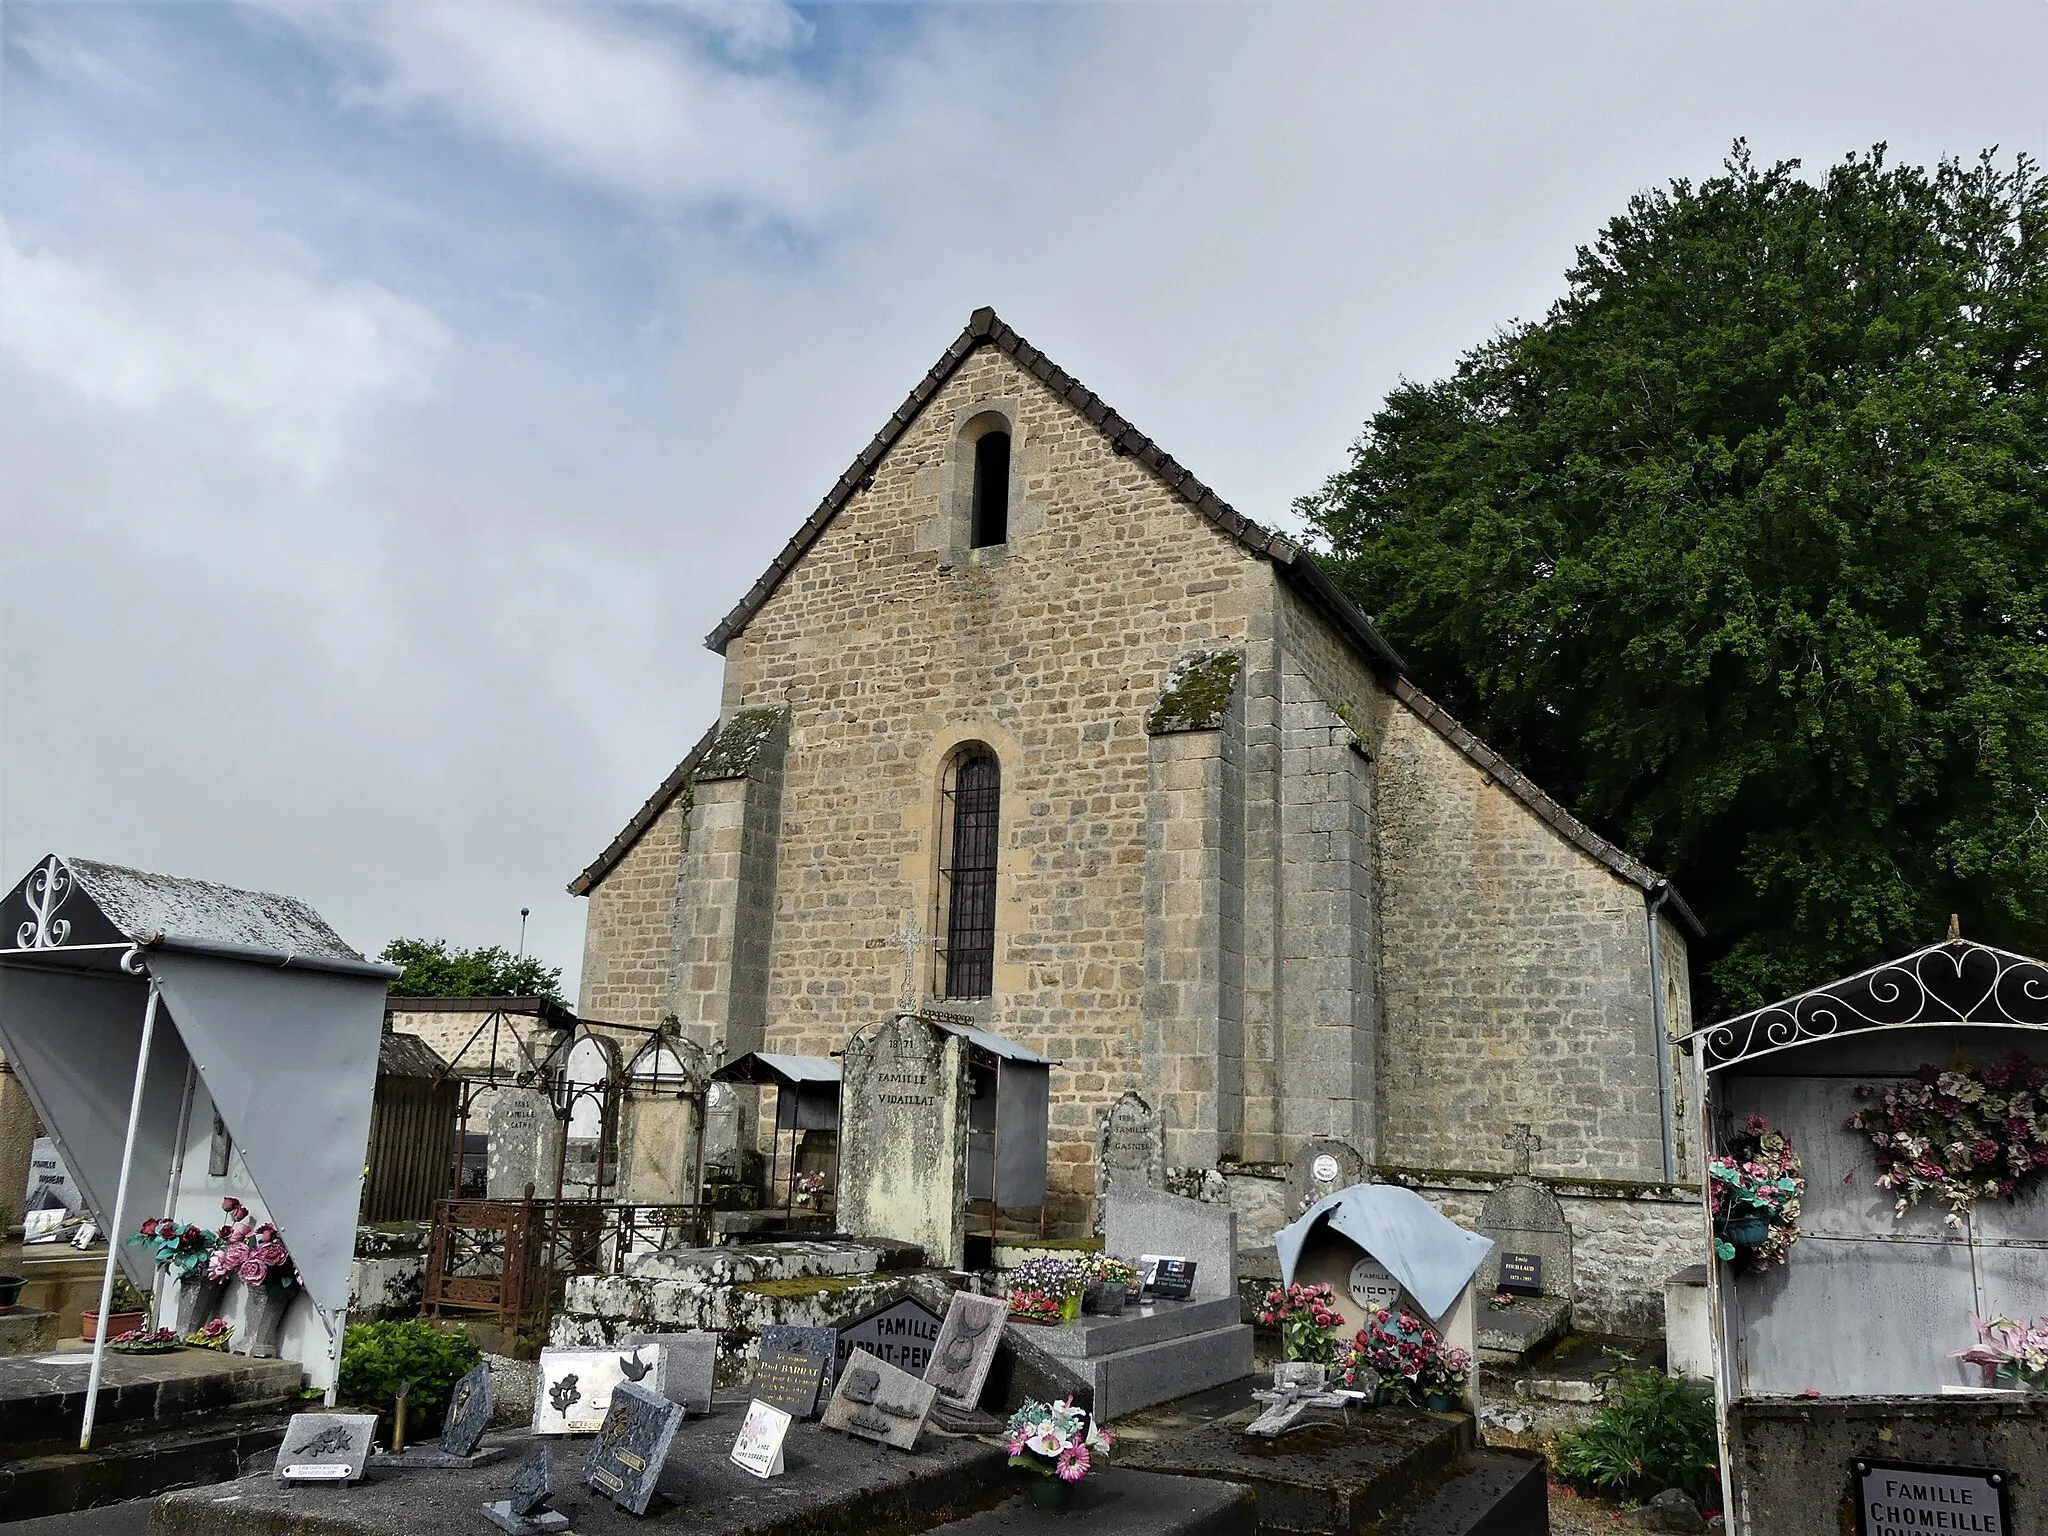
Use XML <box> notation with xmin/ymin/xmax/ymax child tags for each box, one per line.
<box><xmin>4</xmin><ymin>1</ymin><xmax>2047</xmax><ymax>1002</ymax></box>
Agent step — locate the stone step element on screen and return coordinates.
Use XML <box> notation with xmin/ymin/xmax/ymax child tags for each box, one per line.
<box><xmin>0</xmin><ymin>1406</ymin><xmax>291</xmax><ymax>1523</ymax></box>
<box><xmin>1059</xmin><ymin>1323</ymin><xmax>1256</xmax><ymax>1423</ymax></box>
<box><xmin>0</xmin><ymin>1350</ymin><xmax>304</xmax><ymax>1448</ymax></box>
<box><xmin>1023</xmin><ymin>1298</ymin><xmax>1243</xmax><ymax>1362</ymax></box>
<box><xmin>1387</xmin><ymin>1449</ymin><xmax>1550</xmax><ymax>1536</ymax></box>
<box><xmin>929</xmin><ymin>1468</ymin><xmax>1254</xmax><ymax>1536</ymax></box>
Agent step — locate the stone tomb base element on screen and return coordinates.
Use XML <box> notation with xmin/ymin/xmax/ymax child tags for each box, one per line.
<box><xmin>1474</xmin><ymin>1296</ymin><xmax>1570</xmax><ymax>1367</ymax></box>
<box><xmin>1018</xmin><ymin>1297</ymin><xmax>1255</xmax><ymax>1421</ymax></box>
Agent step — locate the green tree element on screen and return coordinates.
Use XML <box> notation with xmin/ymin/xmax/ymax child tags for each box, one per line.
<box><xmin>1300</xmin><ymin>145</ymin><xmax>2048</xmax><ymax>1018</ymax></box>
<box><xmin>379</xmin><ymin>937</ymin><xmax>563</xmax><ymax>1003</ymax></box>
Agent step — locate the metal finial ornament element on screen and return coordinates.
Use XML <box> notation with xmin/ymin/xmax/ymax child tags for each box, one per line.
<box><xmin>17</xmin><ymin>855</ymin><xmax>74</xmax><ymax>949</ymax></box>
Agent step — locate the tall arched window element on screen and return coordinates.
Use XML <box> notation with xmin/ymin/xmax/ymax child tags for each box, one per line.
<box><xmin>970</xmin><ymin>430</ymin><xmax>1010</xmax><ymax>548</ymax></box>
<box><xmin>939</xmin><ymin>747</ymin><xmax>1001</xmax><ymax>998</ymax></box>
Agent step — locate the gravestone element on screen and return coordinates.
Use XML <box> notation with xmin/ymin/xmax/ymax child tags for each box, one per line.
<box><xmin>729</xmin><ymin>1398</ymin><xmax>793</xmax><ymax>1479</ymax></box>
<box><xmin>1094</xmin><ymin>1092</ymin><xmax>1165</xmax><ymax>1233</ymax></box>
<box><xmin>619</xmin><ymin>1331</ymin><xmax>717</xmax><ymax>1416</ymax></box>
<box><xmin>442</xmin><ymin>1362</ymin><xmax>494</xmax><ymax>1457</ymax></box>
<box><xmin>1286</xmin><ymin>1139</ymin><xmax>1367</xmax><ymax>1219</ymax></box>
<box><xmin>532</xmin><ymin>1346</ymin><xmax>627</xmax><ymax>1434</ymax></box>
<box><xmin>1473</xmin><ymin>1125</ymin><xmax>1573</xmax><ymax>1365</ymax></box>
<box><xmin>583</xmin><ymin>1380</ymin><xmax>684</xmax><ymax>1516</ymax></box>
<box><xmin>760</xmin><ymin>1323</ymin><xmax>840</xmax><ymax>1393</ymax></box>
<box><xmin>482</xmin><ymin>1445</ymin><xmax>568</xmax><ymax>1535</ymax></box>
<box><xmin>272</xmin><ymin>1412</ymin><xmax>377</xmax><ymax>1485</ymax></box>
<box><xmin>701</xmin><ymin>1082</ymin><xmax>741</xmax><ymax>1180</ymax></box>
<box><xmin>1105</xmin><ymin>1190</ymin><xmax>1238</xmax><ymax>1302</ymax></box>
<box><xmin>751</xmin><ymin>1344</ymin><xmax>830</xmax><ymax>1419</ymax></box>
<box><xmin>838</xmin><ymin>1295</ymin><xmax>942</xmax><ymax>1376</ymax></box>
<box><xmin>821</xmin><ymin>1346</ymin><xmax>937</xmax><ymax>1451</ymax></box>
<box><xmin>838</xmin><ymin>1014</ymin><xmax>968</xmax><ymax>1270</ymax></box>
<box><xmin>922</xmin><ymin>1290</ymin><xmax>1007</xmax><ymax>1411</ymax></box>
<box><xmin>488</xmin><ymin>1090</ymin><xmax>559</xmax><ymax>1201</ymax></box>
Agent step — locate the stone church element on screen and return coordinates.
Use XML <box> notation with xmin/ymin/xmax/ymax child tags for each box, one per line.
<box><xmin>571</xmin><ymin>308</ymin><xmax>1704</xmax><ymax>1330</ymax></box>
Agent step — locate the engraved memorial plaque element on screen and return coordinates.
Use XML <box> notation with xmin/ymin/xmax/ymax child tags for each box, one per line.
<box><xmin>441</xmin><ymin>1361</ymin><xmax>494</xmax><ymax>1458</ymax></box>
<box><xmin>921</xmin><ymin>1291</ymin><xmax>1007</xmax><ymax>1409</ymax></box>
<box><xmin>532</xmin><ymin>1346</ymin><xmax>628</xmax><ymax>1435</ymax></box>
<box><xmin>752</xmin><ymin>1345</ymin><xmax>831</xmax><ymax>1419</ymax></box>
<box><xmin>583</xmin><ymin>1380</ymin><xmax>685</xmax><ymax>1516</ymax></box>
<box><xmin>820</xmin><ymin>1346</ymin><xmax>937</xmax><ymax>1451</ymax></box>
<box><xmin>272</xmin><ymin>1412</ymin><xmax>377</xmax><ymax>1485</ymax></box>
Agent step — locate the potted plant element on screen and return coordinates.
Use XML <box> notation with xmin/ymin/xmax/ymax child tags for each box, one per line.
<box><xmin>0</xmin><ymin>1275</ymin><xmax>24</xmax><ymax>1309</ymax></box>
<box><xmin>1075</xmin><ymin>1253</ymin><xmax>1138</xmax><ymax>1312</ymax></box>
<box><xmin>82</xmin><ymin>1271</ymin><xmax>150</xmax><ymax>1341</ymax></box>
<box><xmin>1004</xmin><ymin>1396</ymin><xmax>1112</xmax><ymax>1511</ymax></box>
<box><xmin>1707</xmin><ymin>1115</ymin><xmax>1803</xmax><ymax>1268</ymax></box>
<box><xmin>1007</xmin><ymin>1257</ymin><xmax>1085</xmax><ymax>1322</ymax></box>
<box><xmin>1344</xmin><ymin>1308</ymin><xmax>1457</xmax><ymax>1406</ymax></box>
<box><xmin>1257</xmin><ymin>1282</ymin><xmax>1344</xmax><ymax>1365</ymax></box>
<box><xmin>1416</xmin><ymin>1342</ymin><xmax>1473</xmax><ymax>1411</ymax></box>
<box><xmin>130</xmin><ymin>1216</ymin><xmax>223</xmax><ymax>1333</ymax></box>
<box><xmin>208</xmin><ymin>1198</ymin><xmax>299</xmax><ymax>1357</ymax></box>
<box><xmin>1950</xmin><ymin>1314</ymin><xmax>2048</xmax><ymax>1391</ymax></box>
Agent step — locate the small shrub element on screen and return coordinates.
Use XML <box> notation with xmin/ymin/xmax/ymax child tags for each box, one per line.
<box><xmin>338</xmin><ymin>1320</ymin><xmax>482</xmax><ymax>1437</ymax></box>
<box><xmin>1551</xmin><ymin>1369</ymin><xmax>1719</xmax><ymax>1505</ymax></box>
<box><xmin>105</xmin><ymin>1273</ymin><xmax>150</xmax><ymax>1313</ymax></box>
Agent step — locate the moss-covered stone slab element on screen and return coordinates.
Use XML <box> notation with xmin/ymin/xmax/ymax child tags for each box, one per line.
<box><xmin>695</xmin><ymin>708</ymin><xmax>788</xmax><ymax>782</ymax></box>
<box><xmin>1146</xmin><ymin>651</ymin><xmax>1242</xmax><ymax>735</ymax></box>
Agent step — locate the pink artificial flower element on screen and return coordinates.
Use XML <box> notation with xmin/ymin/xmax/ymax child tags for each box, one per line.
<box><xmin>257</xmin><ymin>1241</ymin><xmax>288</xmax><ymax>1267</ymax></box>
<box><xmin>238</xmin><ymin>1257</ymin><xmax>268</xmax><ymax>1284</ymax></box>
<box><xmin>1055</xmin><ymin>1445</ymin><xmax>1090</xmax><ymax>1482</ymax></box>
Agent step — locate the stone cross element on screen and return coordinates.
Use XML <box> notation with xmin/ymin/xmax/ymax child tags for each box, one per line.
<box><xmin>1504</xmin><ymin>1124</ymin><xmax>1540</xmax><ymax>1177</ymax></box>
<box><xmin>894</xmin><ymin>915</ymin><xmax>930</xmax><ymax>1013</ymax></box>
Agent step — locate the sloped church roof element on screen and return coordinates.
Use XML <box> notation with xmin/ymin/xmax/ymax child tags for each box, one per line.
<box><xmin>570</xmin><ymin>307</ymin><xmax>1700</xmax><ymax>936</ymax></box>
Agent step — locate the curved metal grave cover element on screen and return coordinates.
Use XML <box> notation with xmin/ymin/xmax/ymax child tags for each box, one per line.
<box><xmin>1680</xmin><ymin>938</ymin><xmax>2048</xmax><ymax>1072</ymax></box>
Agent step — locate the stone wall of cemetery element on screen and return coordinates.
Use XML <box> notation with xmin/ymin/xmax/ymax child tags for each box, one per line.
<box><xmin>1375</xmin><ymin>706</ymin><xmax>1674</xmax><ymax>1184</ymax></box>
<box><xmin>577</xmin><ymin>798</ymin><xmax>690</xmax><ymax>1029</ymax></box>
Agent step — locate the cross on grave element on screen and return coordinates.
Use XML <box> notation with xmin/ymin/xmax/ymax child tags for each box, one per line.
<box><xmin>894</xmin><ymin>914</ymin><xmax>931</xmax><ymax>1013</ymax></box>
<box><xmin>1504</xmin><ymin>1124</ymin><xmax>1541</xmax><ymax>1177</ymax></box>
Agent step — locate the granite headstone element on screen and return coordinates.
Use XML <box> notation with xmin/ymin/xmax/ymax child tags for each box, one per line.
<box><xmin>584</xmin><ymin>1380</ymin><xmax>685</xmax><ymax>1516</ymax></box>
<box><xmin>442</xmin><ymin>1361</ymin><xmax>494</xmax><ymax>1457</ymax></box>
<box><xmin>821</xmin><ymin>1346</ymin><xmax>937</xmax><ymax>1451</ymax></box>
<box><xmin>921</xmin><ymin>1290</ymin><xmax>1007</xmax><ymax>1410</ymax></box>
<box><xmin>751</xmin><ymin>1344</ymin><xmax>830</xmax><ymax>1419</ymax></box>
<box><xmin>273</xmin><ymin>1413</ymin><xmax>378</xmax><ymax>1485</ymax></box>
<box><xmin>1286</xmin><ymin>1140</ymin><xmax>1367</xmax><ymax>1218</ymax></box>
<box><xmin>838</xmin><ymin>1014</ymin><xmax>969</xmax><ymax>1269</ymax></box>
<box><xmin>1474</xmin><ymin>1127</ymin><xmax>1573</xmax><ymax>1304</ymax></box>
<box><xmin>1105</xmin><ymin>1190</ymin><xmax>1237</xmax><ymax>1302</ymax></box>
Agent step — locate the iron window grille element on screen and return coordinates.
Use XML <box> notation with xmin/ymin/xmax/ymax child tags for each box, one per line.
<box><xmin>938</xmin><ymin>750</ymin><xmax>1001</xmax><ymax>998</ymax></box>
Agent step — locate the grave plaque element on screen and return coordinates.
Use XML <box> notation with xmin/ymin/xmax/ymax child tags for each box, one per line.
<box><xmin>532</xmin><ymin>1346</ymin><xmax>628</xmax><ymax>1435</ymax></box>
<box><xmin>273</xmin><ymin>1412</ymin><xmax>377</xmax><ymax>1485</ymax></box>
<box><xmin>1081</xmin><ymin>1281</ymin><xmax>1126</xmax><ymax>1316</ymax></box>
<box><xmin>760</xmin><ymin>1324</ymin><xmax>840</xmax><ymax>1393</ymax></box>
<box><xmin>1498</xmin><ymin>1253</ymin><xmax>1543</xmax><ymax>1295</ymax></box>
<box><xmin>583</xmin><ymin>1380</ymin><xmax>685</xmax><ymax>1516</ymax></box>
<box><xmin>752</xmin><ymin>1346</ymin><xmax>830</xmax><ymax>1419</ymax></box>
<box><xmin>922</xmin><ymin>1291</ymin><xmax>1007</xmax><ymax>1410</ymax></box>
<box><xmin>1347</xmin><ymin>1255</ymin><xmax>1404</xmax><ymax>1316</ymax></box>
<box><xmin>442</xmin><ymin>1361</ymin><xmax>494</xmax><ymax>1457</ymax></box>
<box><xmin>482</xmin><ymin>1445</ymin><xmax>569</xmax><ymax>1535</ymax></box>
<box><xmin>1141</xmin><ymin>1256</ymin><xmax>1197</xmax><ymax>1300</ymax></box>
<box><xmin>729</xmin><ymin>1399</ymin><xmax>793</xmax><ymax>1479</ymax></box>
<box><xmin>821</xmin><ymin>1346</ymin><xmax>937</xmax><ymax>1451</ymax></box>
<box><xmin>619</xmin><ymin>1331</ymin><xmax>717</xmax><ymax>1416</ymax></box>
<box><xmin>1854</xmin><ymin>1459</ymin><xmax>2010</xmax><ymax>1536</ymax></box>
<box><xmin>838</xmin><ymin>1295</ymin><xmax>942</xmax><ymax>1375</ymax></box>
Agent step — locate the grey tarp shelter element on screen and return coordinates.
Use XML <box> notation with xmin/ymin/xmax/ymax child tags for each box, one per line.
<box><xmin>1275</xmin><ymin>1183</ymin><xmax>1494</xmax><ymax>1323</ymax></box>
<box><xmin>0</xmin><ymin>854</ymin><xmax>396</xmax><ymax>1443</ymax></box>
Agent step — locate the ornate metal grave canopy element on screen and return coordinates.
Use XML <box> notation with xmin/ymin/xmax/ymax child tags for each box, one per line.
<box><xmin>1679</xmin><ymin>937</ymin><xmax>2048</xmax><ymax>1072</ymax></box>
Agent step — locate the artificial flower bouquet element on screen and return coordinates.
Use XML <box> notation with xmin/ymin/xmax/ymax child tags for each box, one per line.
<box><xmin>1075</xmin><ymin>1252</ymin><xmax>1138</xmax><ymax>1289</ymax></box>
<box><xmin>1707</xmin><ymin>1115</ymin><xmax>1803</xmax><ymax>1267</ymax></box>
<box><xmin>131</xmin><ymin>1217</ymin><xmax>219</xmax><ymax>1276</ymax></box>
<box><xmin>792</xmin><ymin>1172</ymin><xmax>828</xmax><ymax>1208</ymax></box>
<box><xmin>1847</xmin><ymin>1056</ymin><xmax>2048</xmax><ymax>1225</ymax></box>
<box><xmin>1951</xmin><ymin>1314</ymin><xmax>2048</xmax><ymax>1391</ymax></box>
<box><xmin>1344</xmin><ymin>1308</ymin><xmax>1467</xmax><ymax>1406</ymax></box>
<box><xmin>185</xmin><ymin>1318</ymin><xmax>234</xmax><ymax>1352</ymax></box>
<box><xmin>1005</xmin><ymin>1396</ymin><xmax>1112</xmax><ymax>1483</ymax></box>
<box><xmin>110</xmin><ymin>1326</ymin><xmax>183</xmax><ymax>1355</ymax></box>
<box><xmin>207</xmin><ymin>1198</ymin><xmax>298</xmax><ymax>1290</ymax></box>
<box><xmin>1006</xmin><ymin>1289</ymin><xmax>1065</xmax><ymax>1325</ymax></box>
<box><xmin>1007</xmin><ymin>1256</ymin><xmax>1084</xmax><ymax>1321</ymax></box>
<box><xmin>1257</xmin><ymin>1281</ymin><xmax>1344</xmax><ymax>1365</ymax></box>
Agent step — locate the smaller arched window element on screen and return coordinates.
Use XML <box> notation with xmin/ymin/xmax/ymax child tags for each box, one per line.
<box><xmin>970</xmin><ymin>430</ymin><xmax>1010</xmax><ymax>548</ymax></box>
<box><xmin>938</xmin><ymin>747</ymin><xmax>1001</xmax><ymax>998</ymax></box>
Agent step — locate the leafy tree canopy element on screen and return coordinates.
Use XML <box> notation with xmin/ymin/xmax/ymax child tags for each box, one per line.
<box><xmin>379</xmin><ymin>936</ymin><xmax>563</xmax><ymax>1003</ymax></box>
<box><xmin>1299</xmin><ymin>144</ymin><xmax>2048</xmax><ymax>1019</ymax></box>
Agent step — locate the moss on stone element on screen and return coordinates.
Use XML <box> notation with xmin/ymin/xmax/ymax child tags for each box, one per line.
<box><xmin>735</xmin><ymin>1274</ymin><xmax>867</xmax><ymax>1300</ymax></box>
<box><xmin>1147</xmin><ymin>650</ymin><xmax>1242</xmax><ymax>734</ymax></box>
<box><xmin>698</xmin><ymin>706</ymin><xmax>787</xmax><ymax>780</ymax></box>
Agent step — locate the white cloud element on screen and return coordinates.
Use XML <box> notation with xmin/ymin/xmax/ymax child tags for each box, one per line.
<box><xmin>272</xmin><ymin>0</ymin><xmax>831</xmax><ymax>216</ymax></box>
<box><xmin>0</xmin><ymin>219</ymin><xmax>449</xmax><ymax>477</ymax></box>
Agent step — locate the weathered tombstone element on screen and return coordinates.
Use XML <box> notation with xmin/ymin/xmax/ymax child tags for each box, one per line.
<box><xmin>532</xmin><ymin>1346</ymin><xmax>627</xmax><ymax>1434</ymax></box>
<box><xmin>272</xmin><ymin>1412</ymin><xmax>377</xmax><ymax>1486</ymax></box>
<box><xmin>1286</xmin><ymin>1140</ymin><xmax>1367</xmax><ymax>1219</ymax></box>
<box><xmin>701</xmin><ymin>1082</ymin><xmax>741</xmax><ymax>1181</ymax></box>
<box><xmin>618</xmin><ymin>1331</ymin><xmax>717</xmax><ymax>1416</ymax></box>
<box><xmin>751</xmin><ymin>1344</ymin><xmax>830</xmax><ymax>1420</ymax></box>
<box><xmin>1094</xmin><ymin>1092</ymin><xmax>1165</xmax><ymax>1233</ymax></box>
<box><xmin>837</xmin><ymin>1295</ymin><xmax>942</xmax><ymax>1376</ymax></box>
<box><xmin>1105</xmin><ymin>1190</ymin><xmax>1238</xmax><ymax>1302</ymax></box>
<box><xmin>838</xmin><ymin>1014</ymin><xmax>968</xmax><ymax>1270</ymax></box>
<box><xmin>729</xmin><ymin>1398</ymin><xmax>793</xmax><ymax>1479</ymax></box>
<box><xmin>922</xmin><ymin>1291</ymin><xmax>1007</xmax><ymax>1412</ymax></box>
<box><xmin>760</xmin><ymin>1323</ymin><xmax>840</xmax><ymax>1393</ymax></box>
<box><xmin>482</xmin><ymin>1445</ymin><xmax>568</xmax><ymax>1535</ymax></box>
<box><xmin>1472</xmin><ymin>1125</ymin><xmax>1573</xmax><ymax>1364</ymax></box>
<box><xmin>487</xmin><ymin>1089</ymin><xmax>559</xmax><ymax>1201</ymax></box>
<box><xmin>583</xmin><ymin>1380</ymin><xmax>684</xmax><ymax>1516</ymax></box>
<box><xmin>821</xmin><ymin>1346</ymin><xmax>937</xmax><ymax>1451</ymax></box>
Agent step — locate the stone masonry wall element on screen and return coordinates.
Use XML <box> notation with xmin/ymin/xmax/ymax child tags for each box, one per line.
<box><xmin>1376</xmin><ymin>707</ymin><xmax>1670</xmax><ymax>1183</ymax></box>
<box><xmin>577</xmin><ymin>796</ymin><xmax>689</xmax><ymax>1029</ymax></box>
<box><xmin>714</xmin><ymin>344</ymin><xmax>1273</xmax><ymax>1221</ymax></box>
